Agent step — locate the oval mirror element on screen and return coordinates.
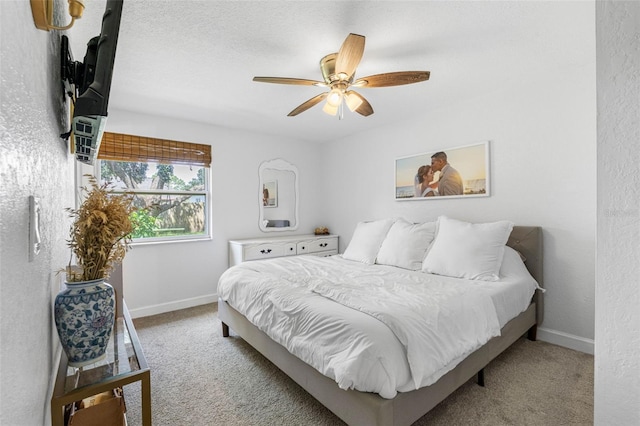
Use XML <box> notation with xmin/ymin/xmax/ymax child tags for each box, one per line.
<box><xmin>259</xmin><ymin>158</ymin><xmax>299</xmax><ymax>232</ymax></box>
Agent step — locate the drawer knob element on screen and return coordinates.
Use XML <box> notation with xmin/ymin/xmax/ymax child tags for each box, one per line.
<box><xmin>260</xmin><ymin>249</ymin><xmax>272</xmax><ymax>254</ymax></box>
<box><xmin>319</xmin><ymin>243</ymin><xmax>328</xmax><ymax>247</ymax></box>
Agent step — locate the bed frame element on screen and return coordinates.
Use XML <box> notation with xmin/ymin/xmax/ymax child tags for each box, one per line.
<box><xmin>218</xmin><ymin>226</ymin><xmax>543</xmax><ymax>426</ymax></box>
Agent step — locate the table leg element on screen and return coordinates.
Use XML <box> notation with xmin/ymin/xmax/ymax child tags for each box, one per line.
<box><xmin>142</xmin><ymin>371</ymin><xmax>152</xmax><ymax>425</ymax></box>
<box><xmin>51</xmin><ymin>401</ymin><xmax>64</xmax><ymax>426</ymax></box>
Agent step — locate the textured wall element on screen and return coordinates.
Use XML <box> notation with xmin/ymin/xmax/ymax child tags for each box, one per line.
<box><xmin>595</xmin><ymin>1</ymin><xmax>640</xmax><ymax>424</ymax></box>
<box><xmin>0</xmin><ymin>1</ymin><xmax>75</xmax><ymax>424</ymax></box>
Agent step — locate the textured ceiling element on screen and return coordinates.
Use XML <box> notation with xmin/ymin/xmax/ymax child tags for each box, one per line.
<box><xmin>67</xmin><ymin>1</ymin><xmax>593</xmax><ymax>143</ymax></box>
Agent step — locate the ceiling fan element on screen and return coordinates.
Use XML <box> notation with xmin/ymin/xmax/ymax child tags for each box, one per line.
<box><xmin>253</xmin><ymin>33</ymin><xmax>430</xmax><ymax>118</ymax></box>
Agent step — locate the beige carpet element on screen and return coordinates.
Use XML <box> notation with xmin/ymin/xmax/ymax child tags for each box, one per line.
<box><xmin>123</xmin><ymin>303</ymin><xmax>593</xmax><ymax>425</ymax></box>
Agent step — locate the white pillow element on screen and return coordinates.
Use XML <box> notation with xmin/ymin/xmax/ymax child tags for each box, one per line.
<box><xmin>500</xmin><ymin>246</ymin><xmax>535</xmax><ymax>282</ymax></box>
<box><xmin>342</xmin><ymin>219</ymin><xmax>395</xmax><ymax>264</ymax></box>
<box><xmin>422</xmin><ymin>216</ymin><xmax>514</xmax><ymax>281</ymax></box>
<box><xmin>376</xmin><ymin>219</ymin><xmax>437</xmax><ymax>270</ymax></box>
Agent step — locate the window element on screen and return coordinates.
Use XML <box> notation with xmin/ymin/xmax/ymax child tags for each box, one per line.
<box><xmin>91</xmin><ymin>132</ymin><xmax>212</xmax><ymax>243</ymax></box>
<box><xmin>98</xmin><ymin>160</ymin><xmax>210</xmax><ymax>242</ymax></box>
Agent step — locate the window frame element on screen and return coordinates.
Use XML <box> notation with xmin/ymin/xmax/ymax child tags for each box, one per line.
<box><xmin>93</xmin><ymin>160</ymin><xmax>212</xmax><ymax>245</ymax></box>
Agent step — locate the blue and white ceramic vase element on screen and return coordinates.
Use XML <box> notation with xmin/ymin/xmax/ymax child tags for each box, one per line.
<box><xmin>54</xmin><ymin>279</ymin><xmax>116</xmax><ymax>367</ymax></box>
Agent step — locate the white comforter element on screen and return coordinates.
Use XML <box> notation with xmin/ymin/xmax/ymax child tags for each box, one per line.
<box><xmin>217</xmin><ymin>248</ymin><xmax>537</xmax><ymax>399</ymax></box>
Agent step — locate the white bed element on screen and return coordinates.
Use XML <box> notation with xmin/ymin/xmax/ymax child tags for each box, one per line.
<box><xmin>218</xmin><ymin>218</ymin><xmax>543</xmax><ymax>425</ymax></box>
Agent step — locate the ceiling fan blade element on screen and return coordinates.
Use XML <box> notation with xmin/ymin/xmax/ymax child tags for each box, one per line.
<box><xmin>353</xmin><ymin>71</ymin><xmax>430</xmax><ymax>88</ymax></box>
<box><xmin>253</xmin><ymin>77</ymin><xmax>326</xmax><ymax>87</ymax></box>
<box><xmin>350</xmin><ymin>92</ymin><xmax>373</xmax><ymax>116</ymax></box>
<box><xmin>287</xmin><ymin>92</ymin><xmax>328</xmax><ymax>116</ymax></box>
<box><xmin>335</xmin><ymin>33</ymin><xmax>365</xmax><ymax>79</ymax></box>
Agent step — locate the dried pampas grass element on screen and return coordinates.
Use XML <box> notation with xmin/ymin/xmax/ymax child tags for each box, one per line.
<box><xmin>66</xmin><ymin>175</ymin><xmax>137</xmax><ymax>282</ymax></box>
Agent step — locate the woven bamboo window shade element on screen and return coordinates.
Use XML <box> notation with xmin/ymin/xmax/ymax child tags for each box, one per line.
<box><xmin>98</xmin><ymin>132</ymin><xmax>212</xmax><ymax>167</ymax></box>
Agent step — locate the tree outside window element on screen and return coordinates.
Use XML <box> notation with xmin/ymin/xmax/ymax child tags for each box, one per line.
<box><xmin>99</xmin><ymin>160</ymin><xmax>209</xmax><ymax>242</ymax></box>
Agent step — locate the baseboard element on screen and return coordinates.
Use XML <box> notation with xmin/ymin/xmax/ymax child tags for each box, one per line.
<box><xmin>46</xmin><ymin>345</ymin><xmax>62</xmax><ymax>424</ymax></box>
<box><xmin>47</xmin><ymin>275</ymin><xmax>63</xmax><ymax>425</ymax></box>
<box><xmin>538</xmin><ymin>327</ymin><xmax>594</xmax><ymax>355</ymax></box>
<box><xmin>128</xmin><ymin>293</ymin><xmax>217</xmax><ymax>319</ymax></box>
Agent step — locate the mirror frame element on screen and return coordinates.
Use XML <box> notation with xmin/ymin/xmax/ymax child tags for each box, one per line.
<box><xmin>258</xmin><ymin>158</ymin><xmax>299</xmax><ymax>232</ymax></box>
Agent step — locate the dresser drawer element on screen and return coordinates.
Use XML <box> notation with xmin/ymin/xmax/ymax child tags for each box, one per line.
<box><xmin>296</xmin><ymin>241</ymin><xmax>309</xmax><ymax>254</ymax></box>
<box><xmin>306</xmin><ymin>237</ymin><xmax>338</xmax><ymax>254</ymax></box>
<box><xmin>284</xmin><ymin>243</ymin><xmax>297</xmax><ymax>256</ymax></box>
<box><xmin>307</xmin><ymin>250</ymin><xmax>338</xmax><ymax>258</ymax></box>
<box><xmin>244</xmin><ymin>243</ymin><xmax>285</xmax><ymax>261</ymax></box>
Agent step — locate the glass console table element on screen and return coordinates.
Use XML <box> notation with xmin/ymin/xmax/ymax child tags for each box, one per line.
<box><xmin>51</xmin><ymin>300</ymin><xmax>151</xmax><ymax>425</ymax></box>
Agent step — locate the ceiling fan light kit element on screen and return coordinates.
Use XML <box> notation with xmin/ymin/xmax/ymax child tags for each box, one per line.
<box><xmin>345</xmin><ymin>91</ymin><xmax>363</xmax><ymax>112</ymax></box>
<box><xmin>327</xmin><ymin>88</ymin><xmax>344</xmax><ymax>107</ymax></box>
<box><xmin>253</xmin><ymin>33</ymin><xmax>430</xmax><ymax>119</ymax></box>
<box><xmin>322</xmin><ymin>101</ymin><xmax>339</xmax><ymax>116</ymax></box>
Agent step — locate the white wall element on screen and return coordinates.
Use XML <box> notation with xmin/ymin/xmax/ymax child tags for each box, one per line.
<box><xmin>0</xmin><ymin>1</ymin><xmax>75</xmax><ymax>424</ymax></box>
<box><xmin>595</xmin><ymin>1</ymin><xmax>640</xmax><ymax>424</ymax></box>
<box><xmin>101</xmin><ymin>109</ymin><xmax>324</xmax><ymax>317</ymax></box>
<box><xmin>321</xmin><ymin>63</ymin><xmax>597</xmax><ymax>352</ymax></box>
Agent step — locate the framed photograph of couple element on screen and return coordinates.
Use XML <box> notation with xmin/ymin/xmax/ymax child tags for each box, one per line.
<box><xmin>395</xmin><ymin>141</ymin><xmax>490</xmax><ymax>200</ymax></box>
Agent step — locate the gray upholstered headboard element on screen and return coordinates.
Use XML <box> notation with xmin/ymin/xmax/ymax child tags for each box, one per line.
<box><xmin>507</xmin><ymin>226</ymin><xmax>544</xmax><ymax>325</ymax></box>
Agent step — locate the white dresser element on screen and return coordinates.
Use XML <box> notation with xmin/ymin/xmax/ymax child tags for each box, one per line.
<box><xmin>228</xmin><ymin>234</ymin><xmax>339</xmax><ymax>267</ymax></box>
